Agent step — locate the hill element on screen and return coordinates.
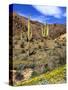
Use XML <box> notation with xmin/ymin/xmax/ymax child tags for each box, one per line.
<box><xmin>9</xmin><ymin>12</ymin><xmax>66</xmax><ymax>39</ymax></box>
<box><xmin>9</xmin><ymin>12</ymin><xmax>66</xmax><ymax>85</ymax></box>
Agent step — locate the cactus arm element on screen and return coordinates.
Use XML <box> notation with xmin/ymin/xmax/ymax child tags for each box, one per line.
<box><xmin>46</xmin><ymin>24</ymin><xmax>49</xmax><ymax>36</ymax></box>
<box><xmin>42</xmin><ymin>25</ymin><xmax>44</xmax><ymax>37</ymax></box>
<box><xmin>28</xmin><ymin>16</ymin><xmax>32</xmax><ymax>40</ymax></box>
<box><xmin>30</xmin><ymin>28</ymin><xmax>32</xmax><ymax>39</ymax></box>
<box><xmin>42</xmin><ymin>25</ymin><xmax>45</xmax><ymax>37</ymax></box>
<box><xmin>42</xmin><ymin>23</ymin><xmax>49</xmax><ymax>38</ymax></box>
<box><xmin>28</xmin><ymin>16</ymin><xmax>30</xmax><ymax>40</ymax></box>
<box><xmin>44</xmin><ymin>23</ymin><xmax>49</xmax><ymax>37</ymax></box>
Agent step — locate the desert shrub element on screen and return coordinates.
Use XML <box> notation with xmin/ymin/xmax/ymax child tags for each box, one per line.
<box><xmin>48</xmin><ymin>55</ymin><xmax>60</xmax><ymax>70</ymax></box>
<box><xmin>21</xmin><ymin>50</ymin><xmax>25</xmax><ymax>53</ymax></box>
<box><xmin>29</xmin><ymin>64</ymin><xmax>36</xmax><ymax>69</ymax></box>
<box><xmin>20</xmin><ymin>42</ymin><xmax>24</xmax><ymax>48</ymax></box>
<box><xmin>38</xmin><ymin>79</ymin><xmax>49</xmax><ymax>85</ymax></box>
<box><xmin>31</xmin><ymin>71</ymin><xmax>39</xmax><ymax>78</ymax></box>
<box><xmin>17</xmin><ymin>64</ymin><xmax>25</xmax><ymax>71</ymax></box>
<box><xmin>43</xmin><ymin>65</ymin><xmax>49</xmax><ymax>73</ymax></box>
<box><xmin>15</xmin><ymin>72</ymin><xmax>24</xmax><ymax>81</ymax></box>
<box><xmin>59</xmin><ymin>57</ymin><xmax>66</xmax><ymax>65</ymax></box>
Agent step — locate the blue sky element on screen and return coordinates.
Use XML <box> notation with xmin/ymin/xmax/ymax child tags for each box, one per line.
<box><xmin>9</xmin><ymin>4</ymin><xmax>66</xmax><ymax>24</ymax></box>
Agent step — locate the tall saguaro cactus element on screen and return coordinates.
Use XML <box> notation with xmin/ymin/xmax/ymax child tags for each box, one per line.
<box><xmin>46</xmin><ymin>24</ymin><xmax>49</xmax><ymax>37</ymax></box>
<box><xmin>42</xmin><ymin>22</ymin><xmax>49</xmax><ymax>38</ymax></box>
<box><xmin>42</xmin><ymin>24</ymin><xmax>45</xmax><ymax>37</ymax></box>
<box><xmin>28</xmin><ymin>16</ymin><xmax>32</xmax><ymax>41</ymax></box>
<box><xmin>44</xmin><ymin>23</ymin><xmax>49</xmax><ymax>37</ymax></box>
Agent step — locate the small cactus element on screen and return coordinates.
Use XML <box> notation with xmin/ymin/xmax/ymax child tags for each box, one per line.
<box><xmin>28</xmin><ymin>16</ymin><xmax>32</xmax><ymax>41</ymax></box>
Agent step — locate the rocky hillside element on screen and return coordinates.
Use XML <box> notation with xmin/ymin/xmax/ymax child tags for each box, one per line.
<box><xmin>9</xmin><ymin>12</ymin><xmax>66</xmax><ymax>39</ymax></box>
<box><xmin>9</xmin><ymin>12</ymin><xmax>66</xmax><ymax>85</ymax></box>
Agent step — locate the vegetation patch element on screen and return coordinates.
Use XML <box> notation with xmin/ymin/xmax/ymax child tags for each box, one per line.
<box><xmin>16</xmin><ymin>65</ymin><xmax>66</xmax><ymax>86</ymax></box>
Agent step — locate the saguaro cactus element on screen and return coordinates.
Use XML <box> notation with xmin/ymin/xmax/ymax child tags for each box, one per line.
<box><xmin>46</xmin><ymin>24</ymin><xmax>49</xmax><ymax>36</ymax></box>
<box><xmin>21</xmin><ymin>21</ymin><xmax>24</xmax><ymax>40</ymax></box>
<box><xmin>42</xmin><ymin>24</ymin><xmax>45</xmax><ymax>37</ymax></box>
<box><xmin>44</xmin><ymin>23</ymin><xmax>49</xmax><ymax>37</ymax></box>
<box><xmin>42</xmin><ymin>22</ymin><xmax>49</xmax><ymax>37</ymax></box>
<box><xmin>28</xmin><ymin>16</ymin><xmax>32</xmax><ymax>41</ymax></box>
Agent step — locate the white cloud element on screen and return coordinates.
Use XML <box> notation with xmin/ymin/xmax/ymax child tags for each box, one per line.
<box><xmin>31</xmin><ymin>15</ymin><xmax>50</xmax><ymax>23</ymax></box>
<box><xmin>18</xmin><ymin>12</ymin><xmax>28</xmax><ymax>17</ymax></box>
<box><xmin>31</xmin><ymin>16</ymin><xmax>44</xmax><ymax>23</ymax></box>
<box><xmin>18</xmin><ymin>12</ymin><xmax>50</xmax><ymax>23</ymax></box>
<box><xmin>33</xmin><ymin>5</ymin><xmax>63</xmax><ymax>18</ymax></box>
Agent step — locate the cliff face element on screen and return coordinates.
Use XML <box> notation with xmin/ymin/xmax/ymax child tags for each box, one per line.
<box><xmin>9</xmin><ymin>12</ymin><xmax>66</xmax><ymax>84</ymax></box>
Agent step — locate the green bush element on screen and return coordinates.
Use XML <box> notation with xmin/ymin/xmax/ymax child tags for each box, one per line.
<box><xmin>31</xmin><ymin>71</ymin><xmax>39</xmax><ymax>78</ymax></box>
<box><xmin>29</xmin><ymin>64</ymin><xmax>36</xmax><ymax>69</ymax></box>
<box><xmin>43</xmin><ymin>67</ymin><xmax>49</xmax><ymax>73</ymax></box>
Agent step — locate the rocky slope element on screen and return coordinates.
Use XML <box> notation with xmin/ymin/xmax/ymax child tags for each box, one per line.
<box><xmin>9</xmin><ymin>12</ymin><xmax>66</xmax><ymax>39</ymax></box>
<box><xmin>16</xmin><ymin>65</ymin><xmax>66</xmax><ymax>86</ymax></box>
<box><xmin>9</xmin><ymin>12</ymin><xmax>66</xmax><ymax>85</ymax></box>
